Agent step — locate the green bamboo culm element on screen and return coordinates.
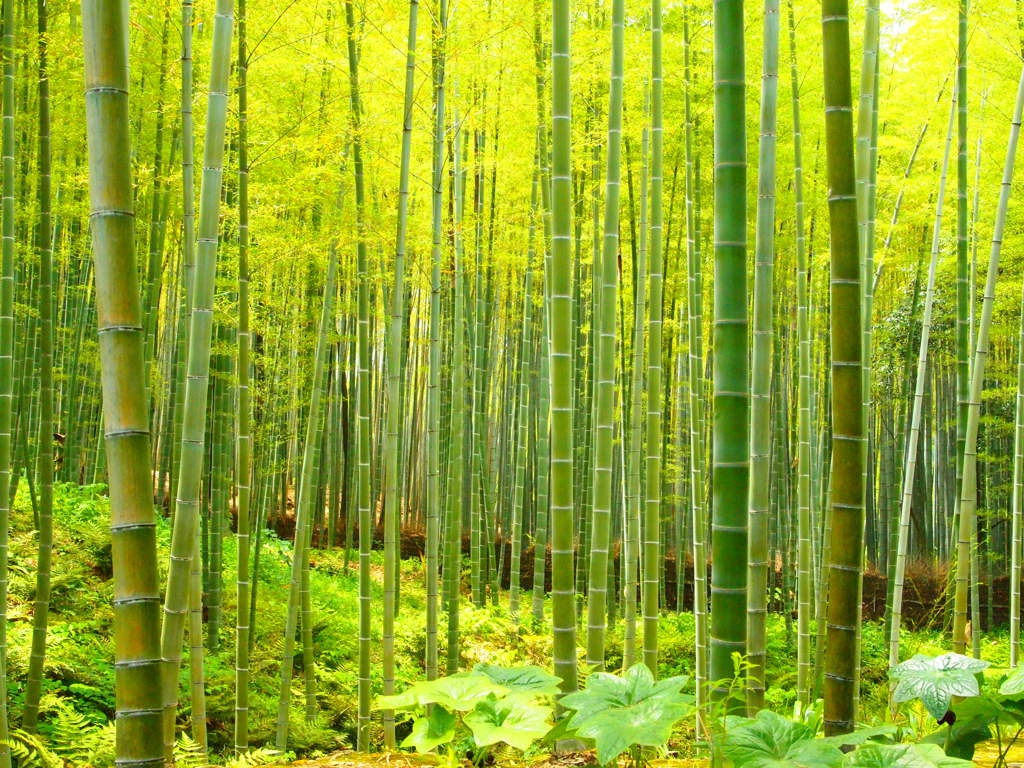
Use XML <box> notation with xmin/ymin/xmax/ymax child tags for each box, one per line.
<box><xmin>625</xmin><ymin>116</ymin><xmax>648</xmax><ymax>672</ymax></box>
<box><xmin>158</xmin><ymin>0</ymin><xmax>233</xmax><ymax>755</ymax></box>
<box><xmin>510</xmin><ymin>160</ymin><xmax>537</xmax><ymax>621</ymax></box>
<box><xmin>81</xmin><ymin>3</ymin><xmax>165</xmax><ymax>764</ymax></box>
<box><xmin>549</xmin><ymin>0</ymin><xmax>578</xmax><ymax>695</ymax></box>
<box><xmin>172</xmin><ymin>0</ymin><xmax>196</xmax><ymax>521</ymax></box>
<box><xmin>425</xmin><ymin>0</ymin><xmax>447</xmax><ymax>676</ymax></box>
<box><xmin>953</xmin><ymin>60</ymin><xmax>1024</xmax><ymax>656</ymax></box>
<box><xmin>1012</xmin><ymin>196</ymin><xmax>1024</xmax><ymax>668</ymax></box>
<box><xmin>22</xmin><ymin>0</ymin><xmax>53</xmax><ymax>732</ymax></box>
<box><xmin>445</xmin><ymin>97</ymin><xmax>466</xmax><ymax>675</ymax></box>
<box><xmin>745</xmin><ymin>0</ymin><xmax>779</xmax><ymax>714</ymax></box>
<box><xmin>342</xmin><ymin>0</ymin><xmax>373</xmax><ymax>748</ymax></box>
<box><xmin>0</xmin><ymin>0</ymin><xmax>14</xmax><ymax>760</ymax></box>
<box><xmin>710</xmin><ymin>0</ymin><xmax>749</xmax><ymax>706</ymax></box>
<box><xmin>530</xmin><ymin>0</ymin><xmax>552</xmax><ymax>624</ymax></box>
<box><xmin>821</xmin><ymin>0</ymin><xmax>864</xmax><ymax>736</ymax></box>
<box><xmin>682</xmin><ymin>0</ymin><xmax>708</xmax><ymax>724</ymax></box>
<box><xmin>381</xmin><ymin>0</ymin><xmax>419</xmax><ymax>746</ymax></box>
<box><xmin>274</xmin><ymin>247</ymin><xmax>338</xmax><ymax>750</ymax></box>
<box><xmin>233</xmin><ymin>0</ymin><xmax>253</xmax><ymax>750</ymax></box>
<box><xmin>584</xmin><ymin>0</ymin><xmax>623</xmax><ymax>671</ymax></box>
<box><xmin>954</xmin><ymin>0</ymin><xmax>969</xmax><ymax>592</ymax></box>
<box><xmin>787</xmin><ymin>0</ymin><xmax>812</xmax><ymax>709</ymax></box>
<box><xmin>889</xmin><ymin>92</ymin><xmax>955</xmax><ymax>671</ymax></box>
<box><xmin>642</xmin><ymin>0</ymin><xmax>665</xmax><ymax>675</ymax></box>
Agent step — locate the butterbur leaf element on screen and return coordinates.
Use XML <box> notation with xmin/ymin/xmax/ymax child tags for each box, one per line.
<box><xmin>822</xmin><ymin>725</ymin><xmax>897</xmax><ymax>748</ymax></box>
<box><xmin>717</xmin><ymin>709</ymin><xmax>843</xmax><ymax>768</ymax></box>
<box><xmin>572</xmin><ymin>696</ymin><xmax>689</xmax><ymax>766</ymax></box>
<box><xmin>463</xmin><ymin>695</ymin><xmax>553</xmax><ymax>752</ymax></box>
<box><xmin>401</xmin><ymin>707</ymin><xmax>457</xmax><ymax>753</ymax></box>
<box><xmin>999</xmin><ymin>666</ymin><xmax>1024</xmax><ymax>695</ymax></box>
<box><xmin>375</xmin><ymin>690</ymin><xmax>419</xmax><ymax>712</ymax></box>
<box><xmin>561</xmin><ymin>663</ymin><xmax>689</xmax><ymax>729</ymax></box>
<box><xmin>473</xmin><ymin>663</ymin><xmax>561</xmax><ymax>696</ymax></box>
<box><xmin>842</xmin><ymin>743</ymin><xmax>973</xmax><ymax>767</ymax></box>
<box><xmin>889</xmin><ymin>653</ymin><xmax>989</xmax><ymax>720</ymax></box>
<box><xmin>377</xmin><ymin>673</ymin><xmax>505</xmax><ymax>712</ymax></box>
<box><xmin>558</xmin><ymin>664</ymin><xmax>691</xmax><ymax>766</ymax></box>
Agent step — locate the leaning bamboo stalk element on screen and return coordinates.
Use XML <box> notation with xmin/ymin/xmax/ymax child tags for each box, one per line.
<box><xmin>22</xmin><ymin>0</ymin><xmax>54</xmax><ymax>731</ymax></box>
<box><xmin>234</xmin><ymin>0</ymin><xmax>253</xmax><ymax>750</ymax></box>
<box><xmin>274</xmin><ymin>249</ymin><xmax>338</xmax><ymax>750</ymax></box>
<box><xmin>342</xmin><ymin>0</ymin><xmax>373</xmax><ymax>749</ymax></box>
<box><xmin>746</xmin><ymin>0</ymin><xmax>779</xmax><ymax>713</ymax></box>
<box><xmin>584</xmin><ymin>0</ymin><xmax>623</xmax><ymax>670</ymax></box>
<box><xmin>425</xmin><ymin>0</ymin><xmax>447</xmax><ymax>676</ymax></box>
<box><xmin>889</xmin><ymin>93</ymin><xmax>955</xmax><ymax>671</ymax></box>
<box><xmin>953</xmin><ymin>59</ymin><xmax>1024</xmax><ymax>655</ymax></box>
<box><xmin>158</xmin><ymin>0</ymin><xmax>233</xmax><ymax>755</ymax></box>
<box><xmin>787</xmin><ymin>0</ymin><xmax>812</xmax><ymax>709</ymax></box>
<box><xmin>381</xmin><ymin>0</ymin><xmax>419</xmax><ymax>746</ymax></box>
<box><xmin>642</xmin><ymin>0</ymin><xmax>665</xmax><ymax>675</ymax></box>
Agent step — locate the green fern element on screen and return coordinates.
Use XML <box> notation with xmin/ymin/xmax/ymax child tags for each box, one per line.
<box><xmin>37</xmin><ymin>697</ymin><xmax>116</xmax><ymax>767</ymax></box>
<box><xmin>6</xmin><ymin>729</ymin><xmax>62</xmax><ymax>768</ymax></box>
<box><xmin>174</xmin><ymin>733</ymin><xmax>207</xmax><ymax>768</ymax></box>
<box><xmin>224</xmin><ymin>747</ymin><xmax>285</xmax><ymax>768</ymax></box>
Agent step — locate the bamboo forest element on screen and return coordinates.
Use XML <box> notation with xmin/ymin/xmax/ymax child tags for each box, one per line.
<box><xmin>8</xmin><ymin>0</ymin><xmax>1024</xmax><ymax>766</ymax></box>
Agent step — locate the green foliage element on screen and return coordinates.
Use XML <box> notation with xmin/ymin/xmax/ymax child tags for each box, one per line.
<box><xmin>558</xmin><ymin>663</ymin><xmax>692</xmax><ymax>766</ymax></box>
<box><xmin>888</xmin><ymin>651</ymin><xmax>1024</xmax><ymax>764</ymax></box>
<box><xmin>717</xmin><ymin>709</ymin><xmax>844</xmax><ymax>767</ymax></box>
<box><xmin>375</xmin><ymin>665</ymin><xmax>556</xmax><ymax>760</ymax></box>
<box><xmin>842</xmin><ymin>743</ymin><xmax>973</xmax><ymax>767</ymax></box>
<box><xmin>222</xmin><ymin>747</ymin><xmax>285</xmax><ymax>768</ymax></box>
<box><xmin>5</xmin><ymin>730</ymin><xmax>62</xmax><ymax>768</ymax></box>
<box><xmin>889</xmin><ymin>652</ymin><xmax>990</xmax><ymax>720</ymax></box>
<box><xmin>174</xmin><ymin>734</ymin><xmax>207</xmax><ymax>768</ymax></box>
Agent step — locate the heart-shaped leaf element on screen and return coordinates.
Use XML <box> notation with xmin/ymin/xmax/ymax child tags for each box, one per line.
<box><xmin>400</xmin><ymin>706</ymin><xmax>457</xmax><ymax>753</ymax></box>
<box><xmin>889</xmin><ymin>653</ymin><xmax>990</xmax><ymax>720</ymax></box>
<box><xmin>823</xmin><ymin>725</ymin><xmax>897</xmax><ymax>748</ymax></box>
<box><xmin>473</xmin><ymin>663</ymin><xmax>562</xmax><ymax>696</ymax></box>
<box><xmin>463</xmin><ymin>694</ymin><xmax>553</xmax><ymax>752</ymax></box>
<box><xmin>999</xmin><ymin>666</ymin><xmax>1024</xmax><ymax>696</ymax></box>
<box><xmin>376</xmin><ymin>673</ymin><xmax>505</xmax><ymax>712</ymax></box>
<box><xmin>718</xmin><ymin>709</ymin><xmax>843</xmax><ymax>768</ymax></box>
<box><xmin>842</xmin><ymin>743</ymin><xmax>973</xmax><ymax>767</ymax></box>
<box><xmin>558</xmin><ymin>664</ymin><xmax>692</xmax><ymax>765</ymax></box>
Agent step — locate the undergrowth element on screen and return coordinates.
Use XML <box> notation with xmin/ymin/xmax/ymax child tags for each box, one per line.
<box><xmin>3</xmin><ymin>483</ymin><xmax>1000</xmax><ymax>765</ymax></box>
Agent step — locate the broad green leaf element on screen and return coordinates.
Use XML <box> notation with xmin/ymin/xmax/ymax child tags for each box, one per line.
<box><xmin>463</xmin><ymin>695</ymin><xmax>553</xmax><ymax>752</ymax></box>
<box><xmin>561</xmin><ymin>663</ymin><xmax>690</xmax><ymax>729</ymax></box>
<box><xmin>473</xmin><ymin>663</ymin><xmax>561</xmax><ymax>696</ymax></box>
<box><xmin>558</xmin><ymin>664</ymin><xmax>692</xmax><ymax>765</ymax></box>
<box><xmin>401</xmin><ymin>707</ymin><xmax>456</xmax><ymax>753</ymax></box>
<box><xmin>910</xmin><ymin>744</ymin><xmax>977</xmax><ymax>768</ymax></box>
<box><xmin>1000</xmin><ymin>666</ymin><xmax>1024</xmax><ymax>695</ymax></box>
<box><xmin>919</xmin><ymin>698</ymin><xmax>995</xmax><ymax>761</ymax></box>
<box><xmin>571</xmin><ymin>696</ymin><xmax>691</xmax><ymax>766</ymax></box>
<box><xmin>842</xmin><ymin>743</ymin><xmax>973</xmax><ymax>768</ymax></box>
<box><xmin>375</xmin><ymin>690</ymin><xmax>419</xmax><ymax>711</ymax></box>
<box><xmin>377</xmin><ymin>673</ymin><xmax>505</xmax><ymax>712</ymax></box>
<box><xmin>718</xmin><ymin>709</ymin><xmax>843</xmax><ymax>768</ymax></box>
<box><xmin>889</xmin><ymin>653</ymin><xmax>990</xmax><ymax>720</ymax></box>
<box><xmin>822</xmin><ymin>725</ymin><xmax>897</xmax><ymax>748</ymax></box>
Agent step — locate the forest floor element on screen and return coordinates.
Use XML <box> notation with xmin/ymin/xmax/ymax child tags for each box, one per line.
<box><xmin>4</xmin><ymin>483</ymin><xmax>1015</xmax><ymax>767</ymax></box>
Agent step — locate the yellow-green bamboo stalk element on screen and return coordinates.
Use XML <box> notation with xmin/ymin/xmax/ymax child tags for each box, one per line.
<box><xmin>82</xmin><ymin>4</ymin><xmax>164</xmax><ymax>763</ymax></box>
